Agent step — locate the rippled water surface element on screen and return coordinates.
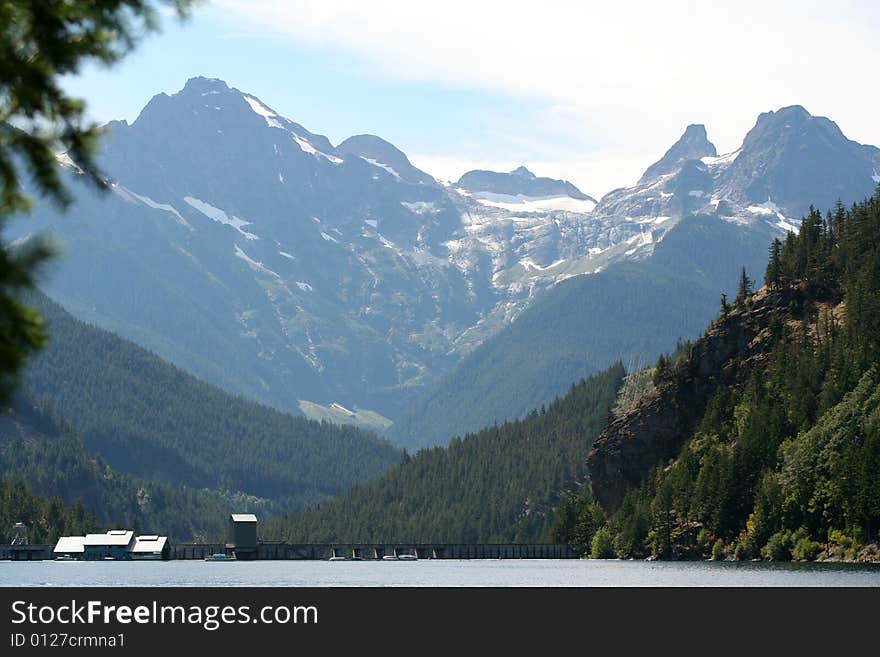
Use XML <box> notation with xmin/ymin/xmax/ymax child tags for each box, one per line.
<box><xmin>3</xmin><ymin>559</ymin><xmax>880</xmax><ymax>587</ymax></box>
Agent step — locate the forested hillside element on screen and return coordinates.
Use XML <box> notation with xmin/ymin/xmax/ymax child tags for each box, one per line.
<box><xmin>0</xmin><ymin>397</ymin><xmax>244</xmax><ymax>540</ymax></box>
<box><xmin>264</xmin><ymin>365</ymin><xmax>624</xmax><ymax>543</ymax></box>
<box><xmin>19</xmin><ymin>294</ymin><xmax>401</xmax><ymax>509</ymax></box>
<box><xmin>0</xmin><ymin>479</ymin><xmax>100</xmax><ymax>545</ymax></box>
<box><xmin>556</xmin><ymin>190</ymin><xmax>880</xmax><ymax>561</ymax></box>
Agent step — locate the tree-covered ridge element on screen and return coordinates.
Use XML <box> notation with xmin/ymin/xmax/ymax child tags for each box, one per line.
<box><xmin>264</xmin><ymin>365</ymin><xmax>624</xmax><ymax>543</ymax></box>
<box><xmin>0</xmin><ymin>479</ymin><xmax>101</xmax><ymax>545</ymax></box>
<box><xmin>0</xmin><ymin>397</ymin><xmax>250</xmax><ymax>541</ymax></box>
<box><xmin>20</xmin><ymin>293</ymin><xmax>402</xmax><ymax>509</ymax></box>
<box><xmin>556</xmin><ymin>189</ymin><xmax>880</xmax><ymax>561</ymax></box>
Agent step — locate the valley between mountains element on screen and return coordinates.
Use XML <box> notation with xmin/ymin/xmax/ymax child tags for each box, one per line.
<box><xmin>3</xmin><ymin>76</ymin><xmax>880</xmax><ymax>557</ymax></box>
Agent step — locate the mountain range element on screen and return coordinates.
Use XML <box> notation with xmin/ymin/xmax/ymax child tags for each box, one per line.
<box><xmin>7</xmin><ymin>76</ymin><xmax>879</xmax><ymax>448</ymax></box>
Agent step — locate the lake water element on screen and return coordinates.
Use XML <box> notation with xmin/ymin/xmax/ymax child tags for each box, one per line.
<box><xmin>2</xmin><ymin>559</ymin><xmax>880</xmax><ymax>587</ymax></box>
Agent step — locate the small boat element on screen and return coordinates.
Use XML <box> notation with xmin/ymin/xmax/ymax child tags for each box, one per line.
<box><xmin>381</xmin><ymin>555</ymin><xmax>400</xmax><ymax>561</ymax></box>
<box><xmin>398</xmin><ymin>553</ymin><xmax>418</xmax><ymax>561</ymax></box>
<box><xmin>204</xmin><ymin>552</ymin><xmax>236</xmax><ymax>561</ymax></box>
<box><xmin>328</xmin><ymin>555</ymin><xmax>349</xmax><ymax>561</ymax></box>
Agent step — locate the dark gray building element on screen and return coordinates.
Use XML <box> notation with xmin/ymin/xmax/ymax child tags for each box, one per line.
<box><xmin>227</xmin><ymin>514</ymin><xmax>258</xmax><ymax>559</ymax></box>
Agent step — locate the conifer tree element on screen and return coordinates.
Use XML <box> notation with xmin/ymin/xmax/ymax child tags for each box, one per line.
<box><xmin>765</xmin><ymin>238</ymin><xmax>782</xmax><ymax>291</ymax></box>
<box><xmin>736</xmin><ymin>266</ymin><xmax>753</xmax><ymax>304</ymax></box>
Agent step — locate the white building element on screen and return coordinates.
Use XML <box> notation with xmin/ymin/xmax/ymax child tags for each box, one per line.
<box><xmin>53</xmin><ymin>536</ymin><xmax>85</xmax><ymax>560</ymax></box>
<box><xmin>130</xmin><ymin>535</ymin><xmax>169</xmax><ymax>560</ymax></box>
<box><xmin>52</xmin><ymin>530</ymin><xmax>169</xmax><ymax>561</ymax></box>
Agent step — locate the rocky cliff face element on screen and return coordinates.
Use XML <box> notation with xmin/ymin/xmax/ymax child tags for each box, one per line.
<box><xmin>586</xmin><ymin>288</ymin><xmax>789</xmax><ymax>510</ymax></box>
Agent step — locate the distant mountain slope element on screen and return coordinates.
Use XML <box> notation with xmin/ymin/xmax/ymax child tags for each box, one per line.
<box><xmin>21</xmin><ymin>293</ymin><xmax>401</xmax><ymax>509</ymax></box>
<box><xmin>264</xmin><ymin>365</ymin><xmax>624</xmax><ymax>543</ymax></box>
<box><xmin>456</xmin><ymin>165</ymin><xmax>594</xmax><ymax>201</ymax></box>
<box><xmin>390</xmin><ymin>213</ymin><xmax>776</xmax><ymax>448</ymax></box>
<box><xmin>336</xmin><ymin>134</ymin><xmax>436</xmax><ymax>185</ymax></box>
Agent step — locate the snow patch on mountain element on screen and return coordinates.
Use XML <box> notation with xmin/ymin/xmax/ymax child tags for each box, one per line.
<box><xmin>873</xmin><ymin>169</ymin><xmax>880</xmax><ymax>184</ymax></box>
<box><xmin>296</xmin><ymin>281</ymin><xmax>313</xmax><ymax>292</ymax></box>
<box><xmin>55</xmin><ymin>152</ymin><xmax>83</xmax><ymax>174</ymax></box>
<box><xmin>401</xmin><ymin>201</ymin><xmax>439</xmax><ymax>214</ymax></box>
<box><xmin>184</xmin><ymin>196</ymin><xmax>258</xmax><ymax>240</ymax></box>
<box><xmin>746</xmin><ymin>199</ymin><xmax>799</xmax><ymax>233</ymax></box>
<box><xmin>519</xmin><ymin>257</ymin><xmax>566</xmax><ymax>272</ymax></box>
<box><xmin>242</xmin><ymin>95</ymin><xmax>277</xmax><ymax>121</ymax></box>
<box><xmin>123</xmin><ymin>187</ymin><xmax>192</xmax><ymax>229</ymax></box>
<box><xmin>459</xmin><ymin>190</ymin><xmax>596</xmax><ymax>213</ymax></box>
<box><xmin>234</xmin><ymin>244</ymin><xmax>280</xmax><ymax>278</ymax></box>
<box><xmin>361</xmin><ymin>157</ymin><xmax>401</xmax><ymax>180</ymax></box>
<box><xmin>243</xmin><ymin>94</ymin><xmax>342</xmax><ymax>164</ymax></box>
<box><xmin>377</xmin><ymin>234</ymin><xmax>396</xmax><ymax>249</ymax></box>
<box><xmin>291</xmin><ymin>134</ymin><xmax>342</xmax><ymax>164</ymax></box>
<box><xmin>701</xmin><ymin>149</ymin><xmax>741</xmax><ymax>169</ymax></box>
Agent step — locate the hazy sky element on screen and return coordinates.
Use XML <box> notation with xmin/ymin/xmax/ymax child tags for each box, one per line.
<box><xmin>65</xmin><ymin>1</ymin><xmax>880</xmax><ymax>197</ymax></box>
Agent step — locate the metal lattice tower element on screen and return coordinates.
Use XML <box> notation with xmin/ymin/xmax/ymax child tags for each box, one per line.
<box><xmin>11</xmin><ymin>522</ymin><xmax>28</xmax><ymax>546</ymax></box>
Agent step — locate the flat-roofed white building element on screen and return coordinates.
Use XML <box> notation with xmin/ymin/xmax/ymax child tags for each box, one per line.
<box><xmin>53</xmin><ymin>536</ymin><xmax>86</xmax><ymax>560</ymax></box>
<box><xmin>130</xmin><ymin>535</ymin><xmax>169</xmax><ymax>560</ymax></box>
<box><xmin>53</xmin><ymin>530</ymin><xmax>170</xmax><ymax>561</ymax></box>
<box><xmin>83</xmin><ymin>530</ymin><xmax>135</xmax><ymax>560</ymax></box>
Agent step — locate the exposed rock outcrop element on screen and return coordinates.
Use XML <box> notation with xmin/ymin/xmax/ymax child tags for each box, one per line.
<box><xmin>586</xmin><ymin>288</ymin><xmax>789</xmax><ymax>511</ymax></box>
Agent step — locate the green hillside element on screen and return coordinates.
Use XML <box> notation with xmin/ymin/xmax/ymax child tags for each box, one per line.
<box><xmin>18</xmin><ymin>294</ymin><xmax>402</xmax><ymax>510</ymax></box>
<box><xmin>559</xmin><ymin>191</ymin><xmax>880</xmax><ymax>561</ymax></box>
<box><xmin>0</xmin><ymin>479</ymin><xmax>101</xmax><ymax>545</ymax></box>
<box><xmin>264</xmin><ymin>364</ymin><xmax>624</xmax><ymax>543</ymax></box>
<box><xmin>0</xmin><ymin>398</ymin><xmax>238</xmax><ymax>540</ymax></box>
